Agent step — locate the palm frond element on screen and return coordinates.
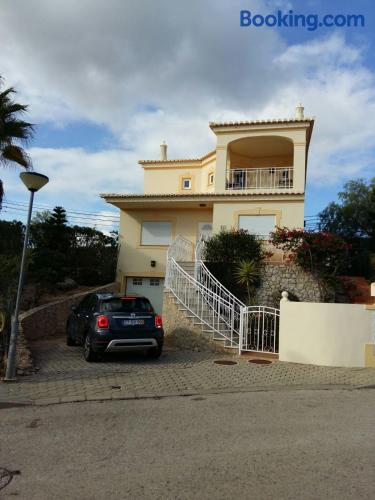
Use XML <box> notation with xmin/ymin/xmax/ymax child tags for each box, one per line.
<box><xmin>0</xmin><ymin>86</ymin><xmax>16</xmax><ymax>101</ymax></box>
<box><xmin>2</xmin><ymin>120</ymin><xmax>34</xmax><ymax>142</ymax></box>
<box><xmin>1</xmin><ymin>144</ymin><xmax>32</xmax><ymax>168</ymax></box>
<box><xmin>1</xmin><ymin>102</ymin><xmax>29</xmax><ymax>116</ymax></box>
<box><xmin>234</xmin><ymin>259</ymin><xmax>260</xmax><ymax>286</ymax></box>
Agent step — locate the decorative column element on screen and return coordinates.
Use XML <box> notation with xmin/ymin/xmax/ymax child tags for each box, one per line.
<box><xmin>293</xmin><ymin>142</ymin><xmax>306</xmax><ymax>193</ymax></box>
<box><xmin>214</xmin><ymin>145</ymin><xmax>227</xmax><ymax>193</ymax></box>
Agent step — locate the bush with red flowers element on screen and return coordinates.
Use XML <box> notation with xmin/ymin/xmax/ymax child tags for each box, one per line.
<box><xmin>270</xmin><ymin>227</ymin><xmax>351</xmax><ymax>300</ymax></box>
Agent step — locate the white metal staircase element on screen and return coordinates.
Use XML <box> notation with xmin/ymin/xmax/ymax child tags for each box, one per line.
<box><xmin>165</xmin><ymin>234</ymin><xmax>279</xmax><ymax>354</ymax></box>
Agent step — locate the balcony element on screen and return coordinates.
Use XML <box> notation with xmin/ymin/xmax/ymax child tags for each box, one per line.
<box><xmin>225</xmin><ymin>167</ymin><xmax>293</xmax><ymax>191</ymax></box>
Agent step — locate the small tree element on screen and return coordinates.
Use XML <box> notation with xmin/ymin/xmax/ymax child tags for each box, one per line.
<box><xmin>234</xmin><ymin>260</ymin><xmax>260</xmax><ymax>305</ymax></box>
<box><xmin>203</xmin><ymin>229</ymin><xmax>264</xmax><ymax>302</ymax></box>
<box><xmin>30</xmin><ymin>206</ymin><xmax>73</xmax><ymax>284</ymax></box>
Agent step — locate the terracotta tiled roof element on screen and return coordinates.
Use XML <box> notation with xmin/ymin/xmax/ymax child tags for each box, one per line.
<box><xmin>139</xmin><ymin>150</ymin><xmax>216</xmax><ymax>165</ymax></box>
<box><xmin>101</xmin><ymin>191</ymin><xmax>304</xmax><ymax>199</ymax></box>
<box><xmin>209</xmin><ymin>117</ymin><xmax>314</xmax><ymax>128</ymax></box>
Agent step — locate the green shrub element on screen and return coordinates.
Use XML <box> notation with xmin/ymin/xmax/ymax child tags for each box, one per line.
<box><xmin>270</xmin><ymin>227</ymin><xmax>351</xmax><ymax>300</ymax></box>
<box><xmin>203</xmin><ymin>229</ymin><xmax>264</xmax><ymax>302</ymax></box>
<box><xmin>203</xmin><ymin>229</ymin><xmax>263</xmax><ymax>263</ymax></box>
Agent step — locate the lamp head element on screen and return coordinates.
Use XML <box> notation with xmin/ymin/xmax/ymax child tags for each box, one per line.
<box><xmin>20</xmin><ymin>171</ymin><xmax>49</xmax><ymax>192</ymax></box>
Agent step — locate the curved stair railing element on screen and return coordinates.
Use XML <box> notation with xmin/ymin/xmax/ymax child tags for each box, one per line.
<box><xmin>165</xmin><ymin>235</ymin><xmax>239</xmax><ymax>347</ymax></box>
<box><xmin>167</xmin><ymin>257</ymin><xmax>239</xmax><ymax>347</ymax></box>
<box><xmin>165</xmin><ymin>234</ymin><xmax>280</xmax><ymax>353</ymax></box>
<box><xmin>195</xmin><ymin>235</ymin><xmax>245</xmax><ymax>338</ymax></box>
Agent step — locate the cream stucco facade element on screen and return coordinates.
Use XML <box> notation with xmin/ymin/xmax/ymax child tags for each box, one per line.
<box><xmin>101</xmin><ymin>108</ymin><xmax>314</xmax><ymax>301</ymax></box>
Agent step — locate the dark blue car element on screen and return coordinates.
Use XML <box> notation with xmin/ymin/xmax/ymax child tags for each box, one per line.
<box><xmin>66</xmin><ymin>293</ymin><xmax>164</xmax><ymax>362</ymax></box>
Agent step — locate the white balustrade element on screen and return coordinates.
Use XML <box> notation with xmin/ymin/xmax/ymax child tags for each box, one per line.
<box><xmin>226</xmin><ymin>167</ymin><xmax>293</xmax><ymax>190</ymax></box>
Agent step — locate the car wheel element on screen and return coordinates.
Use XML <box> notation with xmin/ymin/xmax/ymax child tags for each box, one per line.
<box><xmin>146</xmin><ymin>344</ymin><xmax>163</xmax><ymax>359</ymax></box>
<box><xmin>66</xmin><ymin>322</ymin><xmax>76</xmax><ymax>346</ymax></box>
<box><xmin>83</xmin><ymin>334</ymin><xmax>99</xmax><ymax>362</ymax></box>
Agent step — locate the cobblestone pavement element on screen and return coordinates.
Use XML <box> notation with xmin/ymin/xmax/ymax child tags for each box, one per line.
<box><xmin>2</xmin><ymin>337</ymin><xmax>375</xmax><ymax>405</ymax></box>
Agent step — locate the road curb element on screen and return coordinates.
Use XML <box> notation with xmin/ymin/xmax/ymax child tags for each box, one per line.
<box><xmin>0</xmin><ymin>383</ymin><xmax>360</xmax><ymax>408</ymax></box>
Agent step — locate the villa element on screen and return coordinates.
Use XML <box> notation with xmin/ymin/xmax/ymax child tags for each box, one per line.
<box><xmin>101</xmin><ymin>105</ymin><xmax>314</xmax><ymax>315</ymax></box>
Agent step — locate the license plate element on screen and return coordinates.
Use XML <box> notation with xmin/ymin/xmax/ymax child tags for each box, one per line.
<box><xmin>123</xmin><ymin>319</ymin><xmax>145</xmax><ymax>326</ymax></box>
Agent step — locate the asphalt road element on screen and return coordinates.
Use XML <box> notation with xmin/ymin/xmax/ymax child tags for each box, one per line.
<box><xmin>1</xmin><ymin>388</ymin><xmax>375</xmax><ymax>499</ymax></box>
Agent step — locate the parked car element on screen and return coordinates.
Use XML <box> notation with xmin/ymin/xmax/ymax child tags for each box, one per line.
<box><xmin>66</xmin><ymin>293</ymin><xmax>164</xmax><ymax>362</ymax></box>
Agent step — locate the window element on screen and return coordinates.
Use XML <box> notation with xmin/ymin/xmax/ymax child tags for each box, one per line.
<box><xmin>208</xmin><ymin>173</ymin><xmax>214</xmax><ymax>185</ymax></box>
<box><xmin>182</xmin><ymin>178</ymin><xmax>191</xmax><ymax>189</ymax></box>
<box><xmin>141</xmin><ymin>221</ymin><xmax>172</xmax><ymax>246</ymax></box>
<box><xmin>198</xmin><ymin>222</ymin><xmax>212</xmax><ymax>240</ymax></box>
<box><xmin>132</xmin><ymin>278</ymin><xmax>142</xmax><ymax>286</ymax></box>
<box><xmin>150</xmin><ymin>278</ymin><xmax>160</xmax><ymax>286</ymax></box>
<box><xmin>100</xmin><ymin>297</ymin><xmax>153</xmax><ymax>313</ymax></box>
<box><xmin>238</xmin><ymin>215</ymin><xmax>276</xmax><ymax>239</ymax></box>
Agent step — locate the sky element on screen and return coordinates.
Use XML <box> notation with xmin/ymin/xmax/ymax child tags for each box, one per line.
<box><xmin>0</xmin><ymin>0</ymin><xmax>374</xmax><ymax>232</ymax></box>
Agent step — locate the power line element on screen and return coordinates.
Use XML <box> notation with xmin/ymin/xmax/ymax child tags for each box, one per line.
<box><xmin>2</xmin><ymin>204</ymin><xmax>120</xmax><ymax>223</ymax></box>
<box><xmin>1</xmin><ymin>210</ymin><xmax>119</xmax><ymax>231</ymax></box>
<box><xmin>4</xmin><ymin>198</ymin><xmax>120</xmax><ymax>219</ymax></box>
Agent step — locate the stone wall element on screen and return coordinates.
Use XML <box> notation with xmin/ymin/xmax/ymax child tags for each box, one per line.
<box><xmin>255</xmin><ymin>263</ymin><xmax>322</xmax><ymax>307</ymax></box>
<box><xmin>20</xmin><ymin>282</ymin><xmax>119</xmax><ymax>342</ymax></box>
<box><xmin>162</xmin><ymin>291</ymin><xmax>231</xmax><ymax>353</ymax></box>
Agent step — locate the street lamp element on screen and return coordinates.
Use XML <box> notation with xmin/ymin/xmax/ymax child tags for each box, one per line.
<box><xmin>4</xmin><ymin>171</ymin><xmax>49</xmax><ymax>381</ymax></box>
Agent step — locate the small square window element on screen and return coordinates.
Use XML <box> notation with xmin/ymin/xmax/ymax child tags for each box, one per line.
<box><xmin>150</xmin><ymin>278</ymin><xmax>160</xmax><ymax>286</ymax></box>
<box><xmin>208</xmin><ymin>173</ymin><xmax>214</xmax><ymax>185</ymax></box>
<box><xmin>182</xmin><ymin>178</ymin><xmax>191</xmax><ymax>189</ymax></box>
<box><xmin>132</xmin><ymin>278</ymin><xmax>143</xmax><ymax>286</ymax></box>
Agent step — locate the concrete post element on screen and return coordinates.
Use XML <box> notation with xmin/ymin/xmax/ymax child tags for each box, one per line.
<box><xmin>280</xmin><ymin>291</ymin><xmax>289</xmax><ymax>303</ymax></box>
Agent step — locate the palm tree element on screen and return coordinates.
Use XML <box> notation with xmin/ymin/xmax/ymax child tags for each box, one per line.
<box><xmin>0</xmin><ymin>78</ymin><xmax>34</xmax><ymax>208</ymax></box>
<box><xmin>234</xmin><ymin>259</ymin><xmax>260</xmax><ymax>305</ymax></box>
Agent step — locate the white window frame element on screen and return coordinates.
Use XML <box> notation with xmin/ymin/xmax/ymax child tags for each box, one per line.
<box><xmin>150</xmin><ymin>278</ymin><xmax>160</xmax><ymax>286</ymax></box>
<box><xmin>208</xmin><ymin>172</ymin><xmax>214</xmax><ymax>185</ymax></box>
<box><xmin>140</xmin><ymin>221</ymin><xmax>172</xmax><ymax>246</ymax></box>
<box><xmin>132</xmin><ymin>278</ymin><xmax>143</xmax><ymax>286</ymax></box>
<box><xmin>182</xmin><ymin>178</ymin><xmax>191</xmax><ymax>190</ymax></box>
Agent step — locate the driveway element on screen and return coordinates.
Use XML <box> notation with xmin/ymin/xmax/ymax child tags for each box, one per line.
<box><xmin>2</xmin><ymin>336</ymin><xmax>375</xmax><ymax>405</ymax></box>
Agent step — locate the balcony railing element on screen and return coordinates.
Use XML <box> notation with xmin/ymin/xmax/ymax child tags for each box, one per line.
<box><xmin>226</xmin><ymin>167</ymin><xmax>293</xmax><ymax>190</ymax></box>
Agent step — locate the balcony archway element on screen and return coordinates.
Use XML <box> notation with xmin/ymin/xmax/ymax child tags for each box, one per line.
<box><xmin>226</xmin><ymin>136</ymin><xmax>294</xmax><ymax>190</ymax></box>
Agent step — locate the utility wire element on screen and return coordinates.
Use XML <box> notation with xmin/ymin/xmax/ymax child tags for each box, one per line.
<box><xmin>5</xmin><ymin>203</ymin><xmax>120</xmax><ymax>220</ymax></box>
<box><xmin>4</xmin><ymin>198</ymin><xmax>120</xmax><ymax>219</ymax></box>
<box><xmin>2</xmin><ymin>204</ymin><xmax>120</xmax><ymax>223</ymax></box>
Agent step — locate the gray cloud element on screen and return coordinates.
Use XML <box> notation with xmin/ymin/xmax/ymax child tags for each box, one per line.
<box><xmin>0</xmin><ymin>0</ymin><xmax>375</xmax><ymax>213</ymax></box>
<box><xmin>0</xmin><ymin>0</ymin><xmax>287</xmax><ymax>129</ymax></box>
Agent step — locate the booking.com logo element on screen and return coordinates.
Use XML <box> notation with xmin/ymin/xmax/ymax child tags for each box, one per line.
<box><xmin>240</xmin><ymin>10</ymin><xmax>365</xmax><ymax>31</ymax></box>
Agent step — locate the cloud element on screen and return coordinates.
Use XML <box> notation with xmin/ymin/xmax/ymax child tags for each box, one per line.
<box><xmin>0</xmin><ymin>0</ymin><xmax>374</xmax><ymax>207</ymax></box>
<box><xmin>0</xmin><ymin>147</ymin><xmax>140</xmax><ymax>217</ymax></box>
<box><xmin>0</xmin><ymin>0</ymin><xmax>285</xmax><ymax>129</ymax></box>
<box><xmin>272</xmin><ymin>34</ymin><xmax>375</xmax><ymax>182</ymax></box>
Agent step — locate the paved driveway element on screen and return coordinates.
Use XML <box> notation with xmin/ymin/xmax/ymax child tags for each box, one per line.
<box><xmin>2</xmin><ymin>337</ymin><xmax>375</xmax><ymax>405</ymax></box>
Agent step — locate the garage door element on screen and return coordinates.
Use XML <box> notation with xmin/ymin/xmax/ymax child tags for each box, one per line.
<box><xmin>126</xmin><ymin>277</ymin><xmax>165</xmax><ymax>315</ymax></box>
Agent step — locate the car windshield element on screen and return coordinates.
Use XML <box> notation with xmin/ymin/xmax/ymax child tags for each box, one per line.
<box><xmin>100</xmin><ymin>297</ymin><xmax>154</xmax><ymax>313</ymax></box>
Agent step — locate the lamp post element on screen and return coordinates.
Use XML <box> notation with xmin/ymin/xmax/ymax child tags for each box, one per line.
<box><xmin>4</xmin><ymin>171</ymin><xmax>49</xmax><ymax>382</ymax></box>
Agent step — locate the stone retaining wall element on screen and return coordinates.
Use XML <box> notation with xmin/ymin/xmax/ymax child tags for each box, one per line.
<box><xmin>255</xmin><ymin>263</ymin><xmax>322</xmax><ymax>307</ymax></box>
<box><xmin>162</xmin><ymin>291</ymin><xmax>231</xmax><ymax>353</ymax></box>
<box><xmin>20</xmin><ymin>282</ymin><xmax>119</xmax><ymax>341</ymax></box>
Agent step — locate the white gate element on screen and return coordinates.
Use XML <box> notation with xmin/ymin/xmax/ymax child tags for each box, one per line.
<box><xmin>239</xmin><ymin>306</ymin><xmax>280</xmax><ymax>354</ymax></box>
